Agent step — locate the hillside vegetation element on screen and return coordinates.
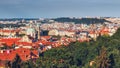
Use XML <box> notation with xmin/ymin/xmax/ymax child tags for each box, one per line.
<box><xmin>10</xmin><ymin>28</ymin><xmax>120</xmax><ymax>68</ymax></box>
<box><xmin>53</xmin><ymin>17</ymin><xmax>110</xmax><ymax>24</ymax></box>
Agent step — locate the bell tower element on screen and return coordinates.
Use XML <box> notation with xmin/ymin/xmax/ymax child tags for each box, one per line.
<box><xmin>38</xmin><ymin>26</ymin><xmax>40</xmax><ymax>40</ymax></box>
<box><xmin>36</xmin><ymin>23</ymin><xmax>41</xmax><ymax>40</ymax></box>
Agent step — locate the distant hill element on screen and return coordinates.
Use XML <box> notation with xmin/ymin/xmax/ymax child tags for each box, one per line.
<box><xmin>0</xmin><ymin>24</ymin><xmax>25</xmax><ymax>28</ymax></box>
<box><xmin>52</xmin><ymin>17</ymin><xmax>110</xmax><ymax>24</ymax></box>
<box><xmin>0</xmin><ymin>18</ymin><xmax>39</xmax><ymax>21</ymax></box>
<box><xmin>0</xmin><ymin>17</ymin><xmax>111</xmax><ymax>24</ymax></box>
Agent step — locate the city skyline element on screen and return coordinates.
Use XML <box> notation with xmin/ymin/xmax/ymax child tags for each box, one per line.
<box><xmin>0</xmin><ymin>0</ymin><xmax>120</xmax><ymax>18</ymax></box>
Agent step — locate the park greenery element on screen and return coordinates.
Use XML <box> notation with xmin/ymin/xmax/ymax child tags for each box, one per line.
<box><xmin>6</xmin><ymin>28</ymin><xmax>120</xmax><ymax>68</ymax></box>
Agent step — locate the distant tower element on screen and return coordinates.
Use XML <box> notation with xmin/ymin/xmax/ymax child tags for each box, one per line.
<box><xmin>22</xmin><ymin>19</ymin><xmax>25</xmax><ymax>23</ymax></box>
<box><xmin>9</xmin><ymin>25</ymin><xmax>12</xmax><ymax>38</ymax></box>
<box><xmin>38</xmin><ymin>26</ymin><xmax>40</xmax><ymax>40</ymax></box>
<box><xmin>36</xmin><ymin>23</ymin><xmax>41</xmax><ymax>40</ymax></box>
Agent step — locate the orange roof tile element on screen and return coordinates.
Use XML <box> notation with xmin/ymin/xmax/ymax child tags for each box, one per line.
<box><xmin>0</xmin><ymin>38</ymin><xmax>21</xmax><ymax>46</ymax></box>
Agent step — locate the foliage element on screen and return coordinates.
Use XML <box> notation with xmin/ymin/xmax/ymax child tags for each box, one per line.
<box><xmin>8</xmin><ymin>28</ymin><xmax>120</xmax><ymax>68</ymax></box>
<box><xmin>11</xmin><ymin>54</ymin><xmax>22</xmax><ymax>68</ymax></box>
<box><xmin>53</xmin><ymin>17</ymin><xmax>110</xmax><ymax>24</ymax></box>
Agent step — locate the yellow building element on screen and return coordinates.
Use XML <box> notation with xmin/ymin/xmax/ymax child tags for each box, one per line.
<box><xmin>48</xmin><ymin>29</ymin><xmax>59</xmax><ymax>36</ymax></box>
<box><xmin>0</xmin><ymin>29</ymin><xmax>19</xmax><ymax>37</ymax></box>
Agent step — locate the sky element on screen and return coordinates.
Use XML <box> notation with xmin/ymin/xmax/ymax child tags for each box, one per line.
<box><xmin>0</xmin><ymin>0</ymin><xmax>120</xmax><ymax>18</ymax></box>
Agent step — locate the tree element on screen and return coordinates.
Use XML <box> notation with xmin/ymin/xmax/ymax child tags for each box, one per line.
<box><xmin>5</xmin><ymin>60</ymin><xmax>12</xmax><ymax>68</ymax></box>
<box><xmin>11</xmin><ymin>54</ymin><xmax>22</xmax><ymax>68</ymax></box>
<box><xmin>94</xmin><ymin>46</ymin><xmax>111</xmax><ymax>68</ymax></box>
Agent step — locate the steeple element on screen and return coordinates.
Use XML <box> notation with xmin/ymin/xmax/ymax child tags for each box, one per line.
<box><xmin>38</xmin><ymin>26</ymin><xmax>40</xmax><ymax>40</ymax></box>
<box><xmin>9</xmin><ymin>25</ymin><xmax>12</xmax><ymax>38</ymax></box>
<box><xmin>36</xmin><ymin>23</ymin><xmax>41</xmax><ymax>40</ymax></box>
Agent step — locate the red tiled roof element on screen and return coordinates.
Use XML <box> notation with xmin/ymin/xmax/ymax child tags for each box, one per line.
<box><xmin>36</xmin><ymin>40</ymin><xmax>55</xmax><ymax>46</ymax></box>
<box><xmin>41</xmin><ymin>36</ymin><xmax>51</xmax><ymax>40</ymax></box>
<box><xmin>89</xmin><ymin>31</ymin><xmax>95</xmax><ymax>34</ymax></box>
<box><xmin>0</xmin><ymin>50</ymin><xmax>16</xmax><ymax>61</ymax></box>
<box><xmin>0</xmin><ymin>48</ymin><xmax>39</xmax><ymax>61</ymax></box>
<box><xmin>0</xmin><ymin>29</ymin><xmax>20</xmax><ymax>33</ymax></box>
<box><xmin>0</xmin><ymin>38</ymin><xmax>21</xmax><ymax>46</ymax></box>
<box><xmin>15</xmin><ymin>42</ymin><xmax>32</xmax><ymax>46</ymax></box>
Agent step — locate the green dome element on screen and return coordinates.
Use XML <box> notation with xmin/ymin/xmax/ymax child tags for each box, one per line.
<box><xmin>26</xmin><ymin>28</ymin><xmax>36</xmax><ymax>35</ymax></box>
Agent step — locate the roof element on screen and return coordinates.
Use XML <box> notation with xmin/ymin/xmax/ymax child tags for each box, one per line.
<box><xmin>15</xmin><ymin>42</ymin><xmax>32</xmax><ymax>46</ymax></box>
<box><xmin>0</xmin><ymin>38</ymin><xmax>21</xmax><ymax>46</ymax></box>
<box><xmin>41</xmin><ymin>36</ymin><xmax>51</xmax><ymax>40</ymax></box>
<box><xmin>0</xmin><ymin>29</ymin><xmax>20</xmax><ymax>33</ymax></box>
<box><xmin>0</xmin><ymin>48</ymin><xmax>38</xmax><ymax>61</ymax></box>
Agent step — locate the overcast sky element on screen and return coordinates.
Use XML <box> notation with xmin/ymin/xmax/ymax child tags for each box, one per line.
<box><xmin>0</xmin><ymin>0</ymin><xmax>120</xmax><ymax>18</ymax></box>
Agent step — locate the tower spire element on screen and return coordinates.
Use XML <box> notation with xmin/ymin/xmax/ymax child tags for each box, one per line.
<box><xmin>38</xmin><ymin>26</ymin><xmax>40</xmax><ymax>40</ymax></box>
<box><xmin>37</xmin><ymin>23</ymin><xmax>41</xmax><ymax>40</ymax></box>
<box><xmin>9</xmin><ymin>25</ymin><xmax>12</xmax><ymax>38</ymax></box>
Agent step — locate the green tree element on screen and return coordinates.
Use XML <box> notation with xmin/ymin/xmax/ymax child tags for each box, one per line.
<box><xmin>11</xmin><ymin>54</ymin><xmax>22</xmax><ymax>68</ymax></box>
<box><xmin>95</xmin><ymin>46</ymin><xmax>111</xmax><ymax>68</ymax></box>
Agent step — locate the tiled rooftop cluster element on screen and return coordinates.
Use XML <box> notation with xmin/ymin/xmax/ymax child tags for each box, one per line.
<box><xmin>0</xmin><ymin>17</ymin><xmax>119</xmax><ymax>63</ymax></box>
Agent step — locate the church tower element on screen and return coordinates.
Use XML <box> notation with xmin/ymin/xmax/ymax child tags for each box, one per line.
<box><xmin>36</xmin><ymin>23</ymin><xmax>41</xmax><ymax>40</ymax></box>
<box><xmin>9</xmin><ymin>25</ymin><xmax>12</xmax><ymax>38</ymax></box>
<box><xmin>38</xmin><ymin>26</ymin><xmax>40</xmax><ymax>40</ymax></box>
